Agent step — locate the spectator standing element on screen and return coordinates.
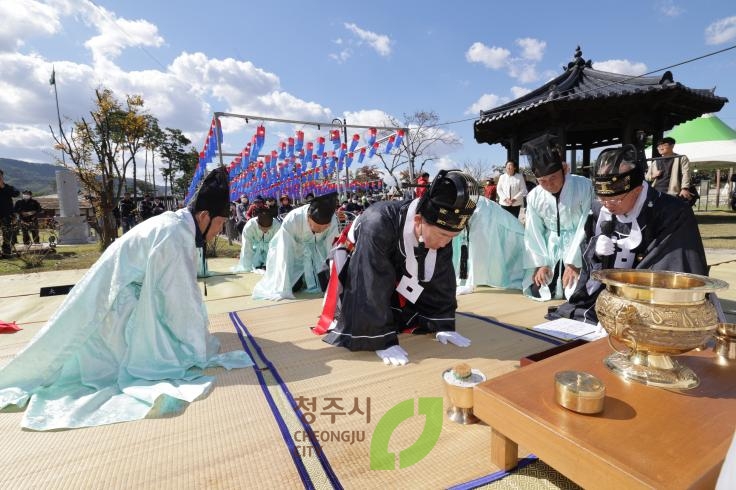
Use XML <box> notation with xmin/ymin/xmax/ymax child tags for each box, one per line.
<box><xmin>483</xmin><ymin>177</ymin><xmax>498</xmax><ymax>201</ymax></box>
<box><xmin>246</xmin><ymin>196</ymin><xmax>265</xmax><ymax>220</ymax></box>
<box><xmin>119</xmin><ymin>192</ymin><xmax>136</xmax><ymax>233</ymax></box>
<box><xmin>497</xmin><ymin>161</ymin><xmax>527</xmax><ymax>218</ymax></box>
<box><xmin>235</xmin><ymin>195</ymin><xmax>249</xmax><ymax>234</ymax></box>
<box><xmin>0</xmin><ymin>169</ymin><xmax>20</xmax><ymax>257</ymax></box>
<box><xmin>415</xmin><ymin>172</ymin><xmax>430</xmax><ymax>199</ymax></box>
<box><xmin>278</xmin><ymin>195</ymin><xmax>294</xmax><ymax>215</ymax></box>
<box><xmin>645</xmin><ymin>137</ymin><xmax>692</xmax><ymax>201</ymax></box>
<box><xmin>138</xmin><ymin>194</ymin><xmax>154</xmax><ymax>221</ymax></box>
<box><xmin>151</xmin><ymin>197</ymin><xmax>166</xmax><ymax>216</ymax></box>
<box><xmin>13</xmin><ymin>190</ymin><xmax>42</xmax><ymax>245</ymax></box>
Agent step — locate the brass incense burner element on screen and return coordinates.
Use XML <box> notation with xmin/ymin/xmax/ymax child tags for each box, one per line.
<box><xmin>593</xmin><ymin>270</ymin><xmax>728</xmax><ymax>390</ymax></box>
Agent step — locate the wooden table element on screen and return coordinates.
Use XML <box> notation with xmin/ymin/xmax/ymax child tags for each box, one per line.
<box><xmin>474</xmin><ymin>339</ymin><xmax>736</xmax><ymax>489</ymax></box>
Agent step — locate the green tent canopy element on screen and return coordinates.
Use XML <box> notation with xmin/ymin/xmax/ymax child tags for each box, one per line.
<box><xmin>662</xmin><ymin>114</ymin><xmax>736</xmax><ymax>170</ymax></box>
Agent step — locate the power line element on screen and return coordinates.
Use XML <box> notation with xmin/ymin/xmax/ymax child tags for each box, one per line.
<box><xmin>432</xmin><ymin>43</ymin><xmax>736</xmax><ymax>129</ymax></box>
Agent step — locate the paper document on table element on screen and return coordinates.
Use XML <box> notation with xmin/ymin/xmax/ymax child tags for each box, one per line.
<box><xmin>531</xmin><ymin>318</ymin><xmax>607</xmax><ymax>341</ymax></box>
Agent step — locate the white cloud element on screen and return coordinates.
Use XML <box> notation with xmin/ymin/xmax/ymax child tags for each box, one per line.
<box><xmin>592</xmin><ymin>59</ymin><xmax>648</xmax><ymax>76</ymax></box>
<box><xmin>465</xmin><ymin>42</ymin><xmax>510</xmax><ymax>69</ymax></box>
<box><xmin>516</xmin><ymin>38</ymin><xmax>546</xmax><ymax>61</ymax></box>
<box><xmin>81</xmin><ymin>3</ymin><xmax>164</xmax><ymax>61</ymax></box>
<box><xmin>466</xmin><ymin>93</ymin><xmax>505</xmax><ymax>115</ymax></box>
<box><xmin>705</xmin><ymin>16</ymin><xmax>736</xmax><ymax>45</ymax></box>
<box><xmin>0</xmin><ymin>124</ymin><xmax>57</xmax><ymax>162</ymax></box>
<box><xmin>507</xmin><ymin>63</ymin><xmax>538</xmax><ymax>84</ymax></box>
<box><xmin>657</xmin><ymin>0</ymin><xmax>683</xmax><ymax>17</ymax></box>
<box><xmin>0</xmin><ymin>0</ymin><xmax>61</xmax><ymax>52</ymax></box>
<box><xmin>329</xmin><ymin>49</ymin><xmax>352</xmax><ymax>63</ymax></box>
<box><xmin>510</xmin><ymin>86</ymin><xmax>532</xmax><ymax>98</ymax></box>
<box><xmin>344</xmin><ymin>23</ymin><xmax>392</xmax><ymax>56</ymax></box>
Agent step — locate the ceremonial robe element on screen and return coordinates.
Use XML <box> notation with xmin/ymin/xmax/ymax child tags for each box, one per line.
<box><xmin>453</xmin><ymin>197</ymin><xmax>525</xmax><ymax>293</ymax></box>
<box><xmin>0</xmin><ymin>209</ymin><xmax>253</xmax><ymax>430</ymax></box>
<box><xmin>523</xmin><ymin>173</ymin><xmax>593</xmax><ymax>300</ymax></box>
<box><xmin>323</xmin><ymin>199</ymin><xmax>458</xmax><ymax>351</ymax></box>
<box><xmin>231</xmin><ymin>217</ymin><xmax>280</xmax><ymax>272</ymax></box>
<box><xmin>552</xmin><ymin>183</ymin><xmax>708</xmax><ymax>324</ymax></box>
<box><xmin>252</xmin><ymin>205</ymin><xmax>339</xmax><ymax>300</ymax></box>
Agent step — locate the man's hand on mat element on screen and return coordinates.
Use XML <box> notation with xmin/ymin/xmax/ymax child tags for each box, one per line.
<box><xmin>436</xmin><ymin>331</ymin><xmax>471</xmax><ymax>347</ymax></box>
<box><xmin>376</xmin><ymin>345</ymin><xmax>409</xmax><ymax>366</ymax></box>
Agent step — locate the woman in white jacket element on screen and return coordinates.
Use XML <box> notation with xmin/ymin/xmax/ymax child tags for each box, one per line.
<box><xmin>497</xmin><ymin>160</ymin><xmax>527</xmax><ymax>218</ymax></box>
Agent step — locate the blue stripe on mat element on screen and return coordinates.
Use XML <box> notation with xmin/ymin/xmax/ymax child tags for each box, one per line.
<box><xmin>447</xmin><ymin>455</ymin><xmax>539</xmax><ymax>490</ymax></box>
<box><xmin>230</xmin><ymin>312</ymin><xmax>344</xmax><ymax>490</ymax></box>
<box><xmin>457</xmin><ymin>311</ymin><xmax>564</xmax><ymax>345</ymax></box>
<box><xmin>229</xmin><ymin>312</ymin><xmax>315</xmax><ymax>490</ymax></box>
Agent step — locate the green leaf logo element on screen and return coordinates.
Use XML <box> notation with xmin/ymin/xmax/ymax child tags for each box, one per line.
<box><xmin>370</xmin><ymin>397</ymin><xmax>443</xmax><ymax>470</ymax></box>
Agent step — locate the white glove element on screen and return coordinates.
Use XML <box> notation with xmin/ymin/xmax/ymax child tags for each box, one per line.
<box><xmin>376</xmin><ymin>345</ymin><xmax>409</xmax><ymax>366</ymax></box>
<box><xmin>435</xmin><ymin>331</ymin><xmax>471</xmax><ymax>348</ymax></box>
<box><xmin>595</xmin><ymin>234</ymin><xmax>615</xmax><ymax>257</ymax></box>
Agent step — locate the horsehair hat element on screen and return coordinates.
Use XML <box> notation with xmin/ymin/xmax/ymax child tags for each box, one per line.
<box><xmin>417</xmin><ymin>169</ymin><xmax>479</xmax><ymax>232</ymax></box>
<box><xmin>188</xmin><ymin>166</ymin><xmax>231</xmax><ymax>217</ymax></box>
<box><xmin>593</xmin><ymin>144</ymin><xmax>645</xmax><ymax>196</ymax></box>
<box><xmin>308</xmin><ymin>191</ymin><xmax>339</xmax><ymax>225</ymax></box>
<box><xmin>522</xmin><ymin>134</ymin><xmax>564</xmax><ymax>178</ymax></box>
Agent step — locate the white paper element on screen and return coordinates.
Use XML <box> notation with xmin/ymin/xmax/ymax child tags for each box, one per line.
<box><xmin>531</xmin><ymin>318</ymin><xmax>607</xmax><ymax>341</ymax></box>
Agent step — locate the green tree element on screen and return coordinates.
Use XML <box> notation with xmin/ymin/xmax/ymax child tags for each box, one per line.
<box><xmin>160</xmin><ymin>128</ymin><xmax>197</xmax><ymax>200</ymax></box>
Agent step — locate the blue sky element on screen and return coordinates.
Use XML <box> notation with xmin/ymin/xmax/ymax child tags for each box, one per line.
<box><xmin>1</xmin><ymin>0</ymin><xmax>735</xmax><ymax>184</ymax></box>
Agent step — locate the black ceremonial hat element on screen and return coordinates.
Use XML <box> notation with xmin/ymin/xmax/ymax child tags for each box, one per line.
<box><xmin>417</xmin><ymin>170</ymin><xmax>479</xmax><ymax>232</ymax></box>
<box><xmin>522</xmin><ymin>134</ymin><xmax>564</xmax><ymax>178</ymax></box>
<box><xmin>188</xmin><ymin>166</ymin><xmax>231</xmax><ymax>218</ymax></box>
<box><xmin>593</xmin><ymin>145</ymin><xmax>645</xmax><ymax>196</ymax></box>
<box><xmin>308</xmin><ymin>191</ymin><xmax>339</xmax><ymax>225</ymax></box>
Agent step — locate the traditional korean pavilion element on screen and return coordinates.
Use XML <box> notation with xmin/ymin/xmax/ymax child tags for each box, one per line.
<box><xmin>473</xmin><ymin>47</ymin><xmax>728</xmax><ymax>173</ymax></box>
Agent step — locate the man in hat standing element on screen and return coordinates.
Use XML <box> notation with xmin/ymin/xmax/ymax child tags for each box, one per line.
<box><xmin>317</xmin><ymin>170</ymin><xmax>479</xmax><ymax>366</ymax></box>
<box><xmin>551</xmin><ymin>145</ymin><xmax>707</xmax><ymax>324</ymax></box>
<box><xmin>252</xmin><ymin>192</ymin><xmax>339</xmax><ymax>300</ymax></box>
<box><xmin>645</xmin><ymin>136</ymin><xmax>693</xmax><ymax>200</ymax></box>
<box><xmin>0</xmin><ymin>166</ymin><xmax>252</xmax><ymax>431</ymax></box>
<box><xmin>0</xmin><ymin>169</ymin><xmax>20</xmax><ymax>257</ymax></box>
<box><xmin>521</xmin><ymin>135</ymin><xmax>594</xmax><ymax>301</ymax></box>
<box><xmin>13</xmin><ymin>190</ymin><xmax>43</xmax><ymax>245</ymax></box>
<box><xmin>231</xmin><ymin>205</ymin><xmax>280</xmax><ymax>273</ymax></box>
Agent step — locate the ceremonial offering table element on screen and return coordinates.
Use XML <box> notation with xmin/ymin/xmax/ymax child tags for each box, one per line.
<box><xmin>474</xmin><ymin>339</ymin><xmax>736</xmax><ymax>489</ymax></box>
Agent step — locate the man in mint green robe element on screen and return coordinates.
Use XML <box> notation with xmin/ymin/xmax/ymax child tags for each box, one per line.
<box><xmin>0</xmin><ymin>167</ymin><xmax>252</xmax><ymax>430</ymax></box>
<box><xmin>521</xmin><ymin>135</ymin><xmax>593</xmax><ymax>301</ymax></box>
<box><xmin>453</xmin><ymin>196</ymin><xmax>525</xmax><ymax>293</ymax></box>
<box><xmin>231</xmin><ymin>207</ymin><xmax>281</xmax><ymax>273</ymax></box>
<box><xmin>252</xmin><ymin>193</ymin><xmax>339</xmax><ymax>301</ymax></box>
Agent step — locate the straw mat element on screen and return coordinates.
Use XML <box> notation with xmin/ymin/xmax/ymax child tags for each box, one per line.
<box><xmin>232</xmin><ymin>297</ymin><xmax>558</xmax><ymax>489</ymax></box>
<box><xmin>0</xmin><ymin>312</ymin><xmax>305</xmax><ymax>490</ymax></box>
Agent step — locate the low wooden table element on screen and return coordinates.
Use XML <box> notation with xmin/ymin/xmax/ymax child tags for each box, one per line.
<box><xmin>474</xmin><ymin>339</ymin><xmax>736</xmax><ymax>489</ymax></box>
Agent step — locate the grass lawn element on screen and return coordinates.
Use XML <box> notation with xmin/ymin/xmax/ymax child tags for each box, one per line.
<box><xmin>0</xmin><ymin>210</ymin><xmax>733</xmax><ymax>276</ymax></box>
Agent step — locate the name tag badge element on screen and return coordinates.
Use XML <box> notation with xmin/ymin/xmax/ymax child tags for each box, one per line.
<box><xmin>396</xmin><ymin>275</ymin><xmax>424</xmax><ymax>304</ymax></box>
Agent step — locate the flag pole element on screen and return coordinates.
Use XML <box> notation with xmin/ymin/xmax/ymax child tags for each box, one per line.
<box><xmin>50</xmin><ymin>66</ymin><xmax>66</xmax><ymax>164</ymax></box>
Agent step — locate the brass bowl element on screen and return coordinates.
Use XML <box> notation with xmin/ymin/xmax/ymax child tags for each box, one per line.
<box><xmin>592</xmin><ymin>270</ymin><xmax>728</xmax><ymax>389</ymax></box>
<box><xmin>715</xmin><ymin>323</ymin><xmax>736</xmax><ymax>361</ymax></box>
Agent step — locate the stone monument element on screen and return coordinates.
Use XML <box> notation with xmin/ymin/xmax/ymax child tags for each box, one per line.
<box><xmin>55</xmin><ymin>169</ymin><xmax>90</xmax><ymax>244</ymax></box>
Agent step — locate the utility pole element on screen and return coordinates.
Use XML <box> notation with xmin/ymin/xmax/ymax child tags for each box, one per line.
<box><xmin>332</xmin><ymin>118</ymin><xmax>349</xmax><ymax>196</ymax></box>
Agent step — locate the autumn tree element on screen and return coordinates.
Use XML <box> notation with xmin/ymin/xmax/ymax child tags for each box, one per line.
<box><xmin>353</xmin><ymin>164</ymin><xmax>383</xmax><ymax>183</ymax></box>
<box><xmin>51</xmin><ymin>88</ymin><xmax>139</xmax><ymax>250</ymax></box>
<box><xmin>374</xmin><ymin>110</ymin><xmax>460</xmax><ymax>190</ymax></box>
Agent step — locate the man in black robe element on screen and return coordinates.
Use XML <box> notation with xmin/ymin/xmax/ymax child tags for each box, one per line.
<box><xmin>551</xmin><ymin>145</ymin><xmax>708</xmax><ymax>324</ymax></box>
<box><xmin>318</xmin><ymin>170</ymin><xmax>479</xmax><ymax>366</ymax></box>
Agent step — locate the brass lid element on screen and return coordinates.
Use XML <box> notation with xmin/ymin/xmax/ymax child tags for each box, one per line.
<box><xmin>591</xmin><ymin>269</ymin><xmax>728</xmax><ymax>305</ymax></box>
<box><xmin>555</xmin><ymin>371</ymin><xmax>605</xmax><ymax>398</ymax></box>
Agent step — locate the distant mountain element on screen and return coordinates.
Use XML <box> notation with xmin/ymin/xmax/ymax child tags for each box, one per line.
<box><xmin>0</xmin><ymin>157</ymin><xmax>155</xmax><ymax>197</ymax></box>
<box><xmin>0</xmin><ymin>158</ymin><xmax>60</xmax><ymax>196</ymax></box>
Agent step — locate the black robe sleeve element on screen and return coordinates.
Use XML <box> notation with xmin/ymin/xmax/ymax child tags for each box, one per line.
<box><xmin>323</xmin><ymin>200</ymin><xmax>458</xmax><ymax>351</ymax></box>
<box><xmin>551</xmin><ymin>188</ymin><xmax>708</xmax><ymax>324</ymax></box>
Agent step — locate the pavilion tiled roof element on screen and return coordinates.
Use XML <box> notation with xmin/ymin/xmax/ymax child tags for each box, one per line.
<box><xmin>474</xmin><ymin>47</ymin><xmax>728</xmax><ymax>148</ymax></box>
